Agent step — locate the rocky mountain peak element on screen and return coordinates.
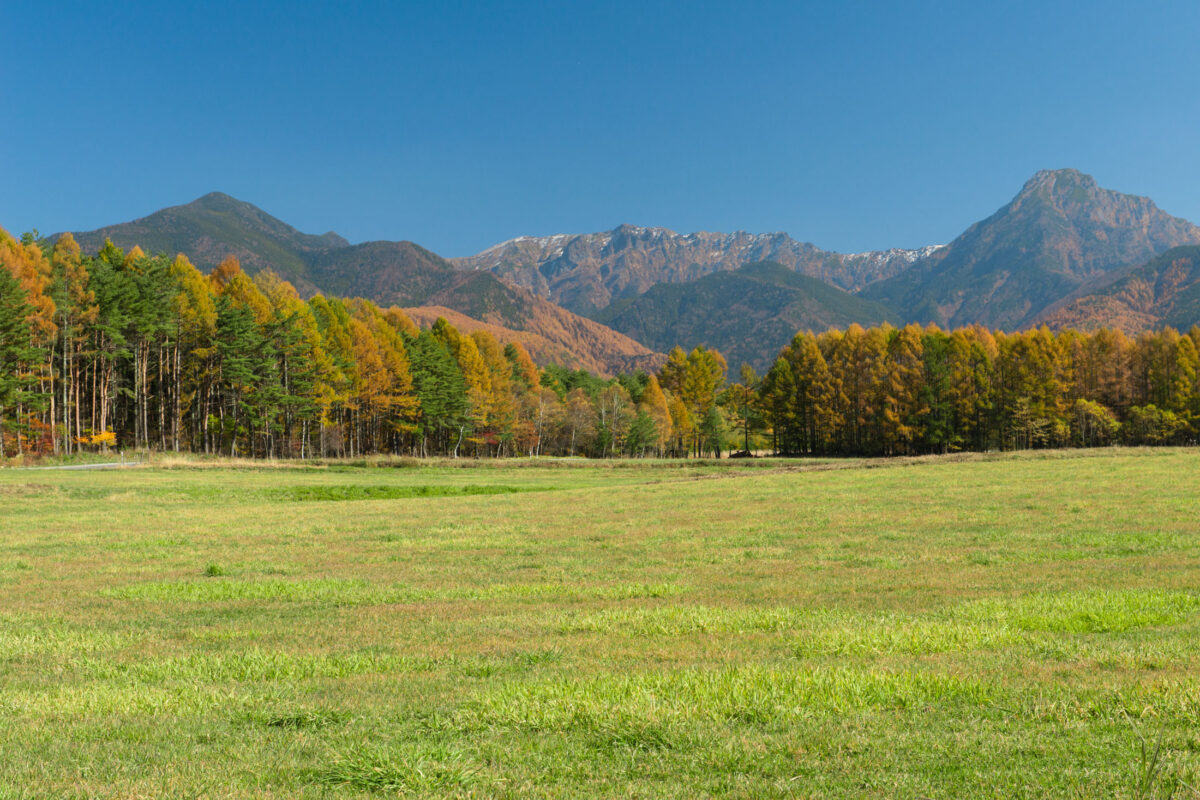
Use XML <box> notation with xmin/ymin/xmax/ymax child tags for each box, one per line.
<box><xmin>862</xmin><ymin>169</ymin><xmax>1200</xmax><ymax>329</ymax></box>
<box><xmin>1019</xmin><ymin>168</ymin><xmax>1096</xmax><ymax>196</ymax></box>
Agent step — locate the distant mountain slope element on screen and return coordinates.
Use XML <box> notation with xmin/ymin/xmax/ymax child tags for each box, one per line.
<box><xmin>862</xmin><ymin>169</ymin><xmax>1200</xmax><ymax>329</ymax></box>
<box><xmin>454</xmin><ymin>225</ymin><xmax>940</xmax><ymax>315</ymax></box>
<box><xmin>305</xmin><ymin>240</ymin><xmax>461</xmax><ymax>304</ymax></box>
<box><xmin>68</xmin><ymin>192</ymin><xmax>348</xmax><ymax>295</ymax></box>
<box><xmin>1037</xmin><ymin>246</ymin><xmax>1200</xmax><ymax>332</ymax></box>
<box><xmin>415</xmin><ymin>272</ymin><xmax>664</xmax><ymax>377</ymax></box>
<box><xmin>64</xmin><ymin>194</ymin><xmax>662</xmax><ymax>377</ymax></box>
<box><xmin>403</xmin><ymin>305</ymin><xmax>664</xmax><ymax>377</ymax></box>
<box><xmin>593</xmin><ymin>261</ymin><xmax>897</xmax><ymax>370</ymax></box>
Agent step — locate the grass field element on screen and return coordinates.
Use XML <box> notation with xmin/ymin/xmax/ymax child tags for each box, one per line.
<box><xmin>2</xmin><ymin>450</ymin><xmax>1200</xmax><ymax>798</ymax></box>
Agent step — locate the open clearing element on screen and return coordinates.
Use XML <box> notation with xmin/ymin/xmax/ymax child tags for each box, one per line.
<box><xmin>2</xmin><ymin>450</ymin><xmax>1200</xmax><ymax>797</ymax></box>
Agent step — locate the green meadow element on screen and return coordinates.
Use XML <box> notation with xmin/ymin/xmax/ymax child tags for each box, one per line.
<box><xmin>2</xmin><ymin>450</ymin><xmax>1200</xmax><ymax>798</ymax></box>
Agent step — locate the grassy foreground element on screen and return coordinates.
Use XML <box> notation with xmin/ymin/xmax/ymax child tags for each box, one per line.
<box><xmin>2</xmin><ymin>451</ymin><xmax>1200</xmax><ymax>798</ymax></box>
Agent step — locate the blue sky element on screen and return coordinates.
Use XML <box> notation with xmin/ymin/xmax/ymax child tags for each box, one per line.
<box><xmin>4</xmin><ymin>1</ymin><xmax>1199</xmax><ymax>256</ymax></box>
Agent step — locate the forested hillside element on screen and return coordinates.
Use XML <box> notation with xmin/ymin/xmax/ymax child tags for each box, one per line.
<box><xmin>1037</xmin><ymin>246</ymin><xmax>1200</xmax><ymax>332</ymax></box>
<box><xmin>69</xmin><ymin>192</ymin><xmax>348</xmax><ymax>295</ymax></box>
<box><xmin>65</xmin><ymin>195</ymin><xmax>663</xmax><ymax>377</ymax></box>
<box><xmin>2</xmin><ymin>227</ymin><xmax>1199</xmax><ymax>462</ymax></box>
<box><xmin>593</xmin><ymin>261</ymin><xmax>896</xmax><ymax>370</ymax></box>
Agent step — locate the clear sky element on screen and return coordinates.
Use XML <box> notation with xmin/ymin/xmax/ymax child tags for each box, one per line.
<box><xmin>4</xmin><ymin>1</ymin><xmax>1199</xmax><ymax>256</ymax></box>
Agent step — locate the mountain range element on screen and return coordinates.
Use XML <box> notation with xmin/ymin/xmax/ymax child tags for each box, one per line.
<box><xmin>452</xmin><ymin>225</ymin><xmax>940</xmax><ymax>315</ymax></box>
<box><xmin>60</xmin><ymin>168</ymin><xmax>1200</xmax><ymax>374</ymax></box>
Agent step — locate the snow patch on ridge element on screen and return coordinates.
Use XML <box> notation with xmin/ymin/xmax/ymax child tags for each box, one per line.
<box><xmin>842</xmin><ymin>244</ymin><xmax>946</xmax><ymax>263</ymax></box>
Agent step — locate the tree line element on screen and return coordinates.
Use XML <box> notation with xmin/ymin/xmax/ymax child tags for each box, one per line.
<box><xmin>755</xmin><ymin>323</ymin><xmax>1200</xmax><ymax>454</ymax></box>
<box><xmin>1</xmin><ymin>227</ymin><xmax>1198</xmax><ymax>460</ymax></box>
<box><xmin>0</xmin><ymin>229</ymin><xmax>729</xmax><ymax>459</ymax></box>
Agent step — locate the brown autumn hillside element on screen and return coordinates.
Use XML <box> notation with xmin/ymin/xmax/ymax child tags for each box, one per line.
<box><xmin>404</xmin><ymin>305</ymin><xmax>665</xmax><ymax>378</ymax></box>
<box><xmin>1037</xmin><ymin>246</ymin><xmax>1200</xmax><ymax>332</ymax></box>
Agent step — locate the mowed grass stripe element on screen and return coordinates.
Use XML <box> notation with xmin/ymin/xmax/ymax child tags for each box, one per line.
<box><xmin>102</xmin><ymin>577</ymin><xmax>686</xmax><ymax>605</ymax></box>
